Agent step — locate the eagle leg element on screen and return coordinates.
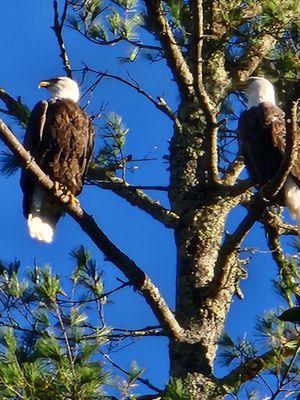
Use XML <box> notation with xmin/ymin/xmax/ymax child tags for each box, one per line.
<box><xmin>62</xmin><ymin>190</ymin><xmax>80</xmax><ymax>207</ymax></box>
<box><xmin>53</xmin><ymin>182</ymin><xmax>80</xmax><ymax>207</ymax></box>
<box><xmin>69</xmin><ymin>193</ymin><xmax>80</xmax><ymax>207</ymax></box>
<box><xmin>54</xmin><ymin>181</ymin><xmax>68</xmax><ymax>196</ymax></box>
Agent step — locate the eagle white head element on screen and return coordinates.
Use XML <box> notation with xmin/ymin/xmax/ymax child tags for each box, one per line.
<box><xmin>240</xmin><ymin>77</ymin><xmax>276</xmax><ymax>109</ymax></box>
<box><xmin>38</xmin><ymin>76</ymin><xmax>80</xmax><ymax>102</ymax></box>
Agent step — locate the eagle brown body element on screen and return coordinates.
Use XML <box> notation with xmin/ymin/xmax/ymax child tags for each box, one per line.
<box><xmin>238</xmin><ymin>77</ymin><xmax>300</xmax><ymax>225</ymax></box>
<box><xmin>239</xmin><ymin>102</ymin><xmax>286</xmax><ymax>198</ymax></box>
<box><xmin>21</xmin><ymin>92</ymin><xmax>94</xmax><ymax>242</ymax></box>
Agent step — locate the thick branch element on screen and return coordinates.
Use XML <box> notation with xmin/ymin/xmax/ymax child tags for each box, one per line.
<box><xmin>0</xmin><ymin>118</ymin><xmax>184</xmax><ymax>341</ymax></box>
<box><xmin>88</xmin><ymin>166</ymin><xmax>179</xmax><ymax>228</ymax></box>
<box><xmin>53</xmin><ymin>0</ymin><xmax>72</xmax><ymax>78</ymax></box>
<box><xmin>144</xmin><ymin>0</ymin><xmax>194</xmax><ymax>101</ymax></box>
<box><xmin>232</xmin><ymin>34</ymin><xmax>276</xmax><ymax>81</ymax></box>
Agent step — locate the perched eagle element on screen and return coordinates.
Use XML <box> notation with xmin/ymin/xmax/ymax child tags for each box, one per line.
<box><xmin>238</xmin><ymin>76</ymin><xmax>300</xmax><ymax>224</ymax></box>
<box><xmin>20</xmin><ymin>77</ymin><xmax>94</xmax><ymax>243</ymax></box>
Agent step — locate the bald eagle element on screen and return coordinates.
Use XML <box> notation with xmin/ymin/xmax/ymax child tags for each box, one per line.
<box><xmin>238</xmin><ymin>77</ymin><xmax>300</xmax><ymax>224</ymax></box>
<box><xmin>20</xmin><ymin>77</ymin><xmax>94</xmax><ymax>243</ymax></box>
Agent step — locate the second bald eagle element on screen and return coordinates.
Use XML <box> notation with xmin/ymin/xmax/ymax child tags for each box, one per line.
<box><xmin>238</xmin><ymin>77</ymin><xmax>300</xmax><ymax>224</ymax></box>
<box><xmin>21</xmin><ymin>77</ymin><xmax>94</xmax><ymax>243</ymax></box>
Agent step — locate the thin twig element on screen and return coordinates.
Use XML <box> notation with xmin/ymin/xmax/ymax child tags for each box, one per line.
<box><xmin>59</xmin><ymin>281</ymin><xmax>130</xmax><ymax>305</ymax></box>
<box><xmin>77</xmin><ymin>66</ymin><xmax>180</xmax><ymax>126</ymax></box>
<box><xmin>55</xmin><ymin>302</ymin><xmax>75</xmax><ymax>376</ymax></box>
<box><xmin>52</xmin><ymin>0</ymin><xmax>72</xmax><ymax>77</ymax></box>
<box><xmin>70</xmin><ymin>26</ymin><xmax>163</xmax><ymax>51</ymax></box>
<box><xmin>100</xmin><ymin>351</ymin><xmax>163</xmax><ymax>393</ymax></box>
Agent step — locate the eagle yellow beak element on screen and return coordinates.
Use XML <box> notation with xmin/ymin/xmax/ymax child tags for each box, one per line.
<box><xmin>38</xmin><ymin>80</ymin><xmax>50</xmax><ymax>89</ymax></box>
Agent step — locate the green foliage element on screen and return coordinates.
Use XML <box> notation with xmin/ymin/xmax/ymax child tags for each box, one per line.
<box><xmin>0</xmin><ymin>250</ymin><xmax>140</xmax><ymax>399</ymax></box>
<box><xmin>69</xmin><ymin>0</ymin><xmax>143</xmax><ymax>46</ymax></box>
<box><xmin>29</xmin><ymin>266</ymin><xmax>63</xmax><ymax>304</ymax></box>
<box><xmin>163</xmin><ymin>378</ymin><xmax>189</xmax><ymax>400</ymax></box>
<box><xmin>112</xmin><ymin>0</ymin><xmax>138</xmax><ymax>11</ymax></box>
<box><xmin>96</xmin><ymin>113</ymin><xmax>130</xmax><ymax>171</ymax></box>
<box><xmin>273</xmin><ymin>254</ymin><xmax>300</xmax><ymax>308</ymax></box>
<box><xmin>71</xmin><ymin>245</ymin><xmax>105</xmax><ymax>297</ymax></box>
<box><xmin>117</xmin><ymin>361</ymin><xmax>145</xmax><ymax>398</ymax></box>
<box><xmin>107</xmin><ymin>11</ymin><xmax>142</xmax><ymax>39</ymax></box>
<box><xmin>218</xmin><ymin>333</ymin><xmax>256</xmax><ymax>368</ymax></box>
<box><xmin>0</xmin><ymin>150</ymin><xmax>21</xmax><ymax>177</ymax></box>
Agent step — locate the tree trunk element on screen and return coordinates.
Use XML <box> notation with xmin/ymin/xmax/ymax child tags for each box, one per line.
<box><xmin>168</xmin><ymin>107</ymin><xmax>240</xmax><ymax>399</ymax></box>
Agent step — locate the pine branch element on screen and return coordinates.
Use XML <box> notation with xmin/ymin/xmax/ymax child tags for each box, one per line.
<box><xmin>52</xmin><ymin>0</ymin><xmax>72</xmax><ymax>78</ymax></box>
<box><xmin>100</xmin><ymin>351</ymin><xmax>163</xmax><ymax>393</ymax></box>
<box><xmin>144</xmin><ymin>0</ymin><xmax>195</xmax><ymax>101</ymax></box>
<box><xmin>220</xmin><ymin>339</ymin><xmax>298</xmax><ymax>391</ymax></box>
<box><xmin>88</xmin><ymin>166</ymin><xmax>179</xmax><ymax>228</ymax></box>
<box><xmin>0</xmin><ymin>88</ymin><xmax>30</xmax><ymax>126</ymax></box>
<box><xmin>70</xmin><ymin>26</ymin><xmax>163</xmax><ymax>51</ymax></box>
<box><xmin>0</xmin><ymin>118</ymin><xmax>184</xmax><ymax>342</ymax></box>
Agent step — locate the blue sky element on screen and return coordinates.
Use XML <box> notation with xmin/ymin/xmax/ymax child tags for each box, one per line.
<box><xmin>0</xmin><ymin>1</ymin><xmax>294</xmax><ymax>398</ymax></box>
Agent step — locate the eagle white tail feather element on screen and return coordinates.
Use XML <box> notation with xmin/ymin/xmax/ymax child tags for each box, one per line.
<box><xmin>27</xmin><ymin>214</ymin><xmax>54</xmax><ymax>243</ymax></box>
<box><xmin>284</xmin><ymin>177</ymin><xmax>300</xmax><ymax>228</ymax></box>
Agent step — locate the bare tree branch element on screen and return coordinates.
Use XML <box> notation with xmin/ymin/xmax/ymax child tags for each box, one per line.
<box><xmin>52</xmin><ymin>0</ymin><xmax>72</xmax><ymax>78</ymax></box>
<box><xmin>144</xmin><ymin>0</ymin><xmax>195</xmax><ymax>101</ymax></box>
<box><xmin>0</xmin><ymin>118</ymin><xmax>184</xmax><ymax>341</ymax></box>
<box><xmin>222</xmin><ymin>155</ymin><xmax>245</xmax><ymax>185</ymax></box>
<box><xmin>78</xmin><ymin>67</ymin><xmax>181</xmax><ymax>126</ymax></box>
<box><xmin>88</xmin><ymin>166</ymin><xmax>179</xmax><ymax>228</ymax></box>
<box><xmin>232</xmin><ymin>34</ymin><xmax>277</xmax><ymax>81</ymax></box>
<box><xmin>263</xmin><ymin>209</ymin><xmax>298</xmax><ymax>236</ymax></box>
<box><xmin>189</xmin><ymin>0</ymin><xmax>219</xmax><ymax>182</ymax></box>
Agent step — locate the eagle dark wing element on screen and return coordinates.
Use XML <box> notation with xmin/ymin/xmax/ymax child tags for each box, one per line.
<box><xmin>262</xmin><ymin>103</ymin><xmax>300</xmax><ymax>183</ymax></box>
<box><xmin>20</xmin><ymin>101</ymin><xmax>48</xmax><ymax>218</ymax></box>
<box><xmin>238</xmin><ymin>102</ymin><xmax>285</xmax><ymax>187</ymax></box>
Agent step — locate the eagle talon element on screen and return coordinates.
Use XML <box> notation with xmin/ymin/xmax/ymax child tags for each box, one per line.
<box><xmin>54</xmin><ymin>181</ymin><xmax>60</xmax><ymax>194</ymax></box>
<box><xmin>69</xmin><ymin>193</ymin><xmax>80</xmax><ymax>207</ymax></box>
